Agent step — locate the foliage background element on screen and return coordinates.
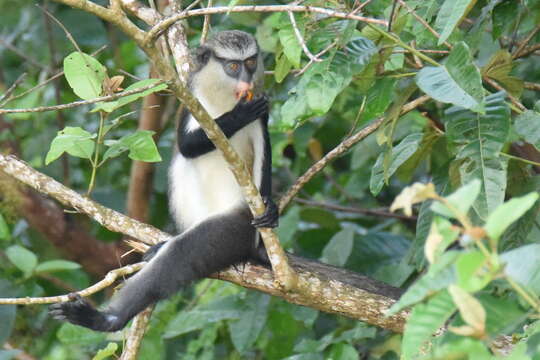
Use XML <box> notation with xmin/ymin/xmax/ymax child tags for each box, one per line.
<box><xmin>0</xmin><ymin>0</ymin><xmax>539</xmax><ymax>359</ymax></box>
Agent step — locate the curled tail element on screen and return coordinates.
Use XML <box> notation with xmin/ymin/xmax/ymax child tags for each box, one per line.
<box><xmin>50</xmin><ymin>206</ymin><xmax>257</xmax><ymax>332</ymax></box>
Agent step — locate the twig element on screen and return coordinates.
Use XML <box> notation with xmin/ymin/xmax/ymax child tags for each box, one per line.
<box><xmin>0</xmin><ymin>73</ymin><xmax>27</xmax><ymax>106</ymax></box>
<box><xmin>512</xmin><ymin>24</ymin><xmax>540</xmax><ymax>59</ymax></box>
<box><xmin>296</xmin><ymin>41</ymin><xmax>336</xmax><ymax>76</ymax></box>
<box><xmin>483</xmin><ymin>76</ymin><xmax>526</xmax><ymax>112</ymax></box>
<box><xmin>279</xmin><ymin>95</ymin><xmax>431</xmax><ymax>212</ymax></box>
<box><xmin>294</xmin><ymin>198</ymin><xmax>417</xmax><ymax>221</ymax></box>
<box><xmin>524</xmin><ymin>82</ymin><xmax>540</xmax><ymax>92</ymax></box>
<box><xmin>1</xmin><ymin>45</ymin><xmax>108</xmax><ymax>106</ymax></box>
<box><xmin>0</xmin><ymin>81</ymin><xmax>165</xmax><ymax>114</ymax></box>
<box><xmin>500</xmin><ymin>152</ymin><xmax>540</xmax><ymax>167</ymax></box>
<box><xmin>119</xmin><ymin>305</ymin><xmax>155</xmax><ymax>360</ymax></box>
<box><xmin>200</xmin><ymin>0</ymin><xmax>212</xmax><ymax>44</ymax></box>
<box><xmin>279</xmin><ymin>117</ymin><xmax>385</xmax><ymax>212</ymax></box>
<box><xmin>514</xmin><ymin>43</ymin><xmax>540</xmax><ymax>58</ymax></box>
<box><xmin>145</xmin><ymin>5</ymin><xmax>388</xmax><ymax>43</ymax></box>
<box><xmin>0</xmin><ymin>38</ymin><xmax>47</xmax><ymax>70</ymax></box>
<box><xmin>38</xmin><ymin>4</ymin><xmax>83</xmax><ymax>53</ymax></box>
<box><xmin>0</xmin><ymin>262</ymin><xmax>145</xmax><ymax>304</ymax></box>
<box><xmin>397</xmin><ymin>0</ymin><xmax>452</xmax><ymax>49</ymax></box>
<box><xmin>288</xmin><ymin>11</ymin><xmax>321</xmax><ymax>63</ymax></box>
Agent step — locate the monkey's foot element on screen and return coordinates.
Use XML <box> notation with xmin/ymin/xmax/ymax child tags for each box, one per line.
<box><xmin>251</xmin><ymin>197</ymin><xmax>279</xmax><ymax>228</ymax></box>
<box><xmin>49</xmin><ymin>293</ymin><xmax>121</xmax><ymax>332</ymax></box>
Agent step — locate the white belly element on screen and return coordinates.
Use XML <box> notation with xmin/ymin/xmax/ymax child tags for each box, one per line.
<box><xmin>169</xmin><ymin>122</ymin><xmax>262</xmax><ymax>231</ymax></box>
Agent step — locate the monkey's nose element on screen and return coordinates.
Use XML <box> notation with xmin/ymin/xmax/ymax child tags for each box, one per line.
<box><xmin>235</xmin><ymin>81</ymin><xmax>254</xmax><ymax>100</ymax></box>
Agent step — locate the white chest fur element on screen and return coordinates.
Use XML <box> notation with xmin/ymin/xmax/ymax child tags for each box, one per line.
<box><xmin>169</xmin><ymin>117</ymin><xmax>264</xmax><ymax>231</ymax></box>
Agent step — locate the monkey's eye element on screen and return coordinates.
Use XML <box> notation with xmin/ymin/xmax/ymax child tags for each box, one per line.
<box><xmin>228</xmin><ymin>62</ymin><xmax>240</xmax><ymax>72</ymax></box>
<box><xmin>245</xmin><ymin>58</ymin><xmax>257</xmax><ymax>70</ymax></box>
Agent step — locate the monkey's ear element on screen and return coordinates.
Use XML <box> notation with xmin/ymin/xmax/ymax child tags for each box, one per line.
<box><xmin>195</xmin><ymin>46</ymin><xmax>211</xmax><ymax>66</ymax></box>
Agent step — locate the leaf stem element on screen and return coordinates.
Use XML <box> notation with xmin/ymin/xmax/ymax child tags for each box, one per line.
<box><xmin>87</xmin><ymin>112</ymin><xmax>106</xmax><ymax>195</ymax></box>
<box><xmin>366</xmin><ymin>24</ymin><xmax>441</xmax><ymax>67</ymax></box>
<box><xmin>505</xmin><ymin>275</ymin><xmax>540</xmax><ymax>313</ymax></box>
<box><xmin>500</xmin><ymin>152</ymin><xmax>540</xmax><ymax>167</ymax></box>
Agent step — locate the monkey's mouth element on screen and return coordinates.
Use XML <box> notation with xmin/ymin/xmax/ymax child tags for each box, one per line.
<box><xmin>235</xmin><ymin>89</ymin><xmax>253</xmax><ymax>101</ymax></box>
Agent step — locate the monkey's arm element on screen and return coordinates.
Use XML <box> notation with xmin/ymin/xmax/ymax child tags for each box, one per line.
<box><xmin>178</xmin><ymin>96</ymin><xmax>268</xmax><ymax>158</ymax></box>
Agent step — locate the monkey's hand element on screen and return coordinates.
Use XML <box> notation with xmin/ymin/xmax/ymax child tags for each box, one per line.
<box><xmin>231</xmin><ymin>94</ymin><xmax>268</xmax><ymax>123</ymax></box>
<box><xmin>49</xmin><ymin>293</ymin><xmax>119</xmax><ymax>332</ymax></box>
<box><xmin>251</xmin><ymin>196</ymin><xmax>279</xmax><ymax>228</ymax></box>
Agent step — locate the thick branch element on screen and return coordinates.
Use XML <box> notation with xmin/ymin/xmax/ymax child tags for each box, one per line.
<box><xmin>0</xmin><ymin>154</ymin><xmax>407</xmax><ymax>332</ymax></box>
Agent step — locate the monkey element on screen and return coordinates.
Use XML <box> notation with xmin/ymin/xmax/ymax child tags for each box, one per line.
<box><xmin>49</xmin><ymin>30</ymin><xmax>278</xmax><ymax>332</ymax></box>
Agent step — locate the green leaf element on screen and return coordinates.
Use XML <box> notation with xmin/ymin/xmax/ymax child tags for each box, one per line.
<box><xmin>274</xmin><ymin>46</ymin><xmax>292</xmax><ymax>83</ymax></box>
<box><xmin>431</xmin><ymin>179</ymin><xmax>481</xmax><ymax>219</ymax></box>
<box><xmin>92</xmin><ymin>79</ymin><xmax>166</xmax><ymax>113</ymax></box>
<box><xmin>279</xmin><ymin>26</ymin><xmax>302</xmax><ymax>68</ymax></box>
<box><xmin>445</xmin><ymin>91</ymin><xmax>510</xmax><ymax>219</ymax></box>
<box><xmin>477</xmin><ymin>293</ymin><xmax>527</xmax><ymax>337</ymax></box>
<box><xmin>455</xmin><ymin>251</ymin><xmax>493</xmax><ymax>292</ymax></box>
<box><xmin>402</xmin><ymin>290</ymin><xmax>456</xmax><ymax>360</ymax></box>
<box><xmin>103</xmin><ymin>130</ymin><xmax>161</xmax><ymax>163</ymax></box>
<box><xmin>387</xmin><ymin>251</ymin><xmax>458</xmax><ymax>316</ymax></box>
<box><xmin>229</xmin><ymin>293</ymin><xmax>270</xmax><ymax>353</ymax></box>
<box><xmin>514</xmin><ymin>110</ymin><xmax>540</xmax><ymax>151</ymax></box>
<box><xmin>63</xmin><ymin>52</ymin><xmax>106</xmax><ymax>100</ymax></box>
<box><xmin>500</xmin><ymin>243</ymin><xmax>540</xmax><ymax>296</ymax></box>
<box><xmin>435</xmin><ymin>0</ymin><xmax>476</xmax><ymax>44</ymax></box>
<box><xmin>0</xmin><ymin>213</ymin><xmax>10</xmax><ymax>241</ymax></box>
<box><xmin>482</xmin><ymin>50</ymin><xmax>523</xmax><ymax>98</ymax></box>
<box><xmin>370</xmin><ymin>133</ymin><xmax>423</xmax><ymax>196</ymax></box>
<box><xmin>485</xmin><ymin>192</ymin><xmax>539</xmax><ymax>241</ymax></box>
<box><xmin>35</xmin><ymin>260</ymin><xmax>81</xmax><ymax>274</ymax></box>
<box><xmin>6</xmin><ymin>245</ymin><xmax>37</xmax><ymax>277</ymax></box>
<box><xmin>416</xmin><ymin>42</ymin><xmax>484</xmax><ymax>112</ymax></box>
<box><xmin>57</xmin><ymin>323</ymin><xmax>105</xmax><ymax>344</ymax></box>
<box><xmin>327</xmin><ymin>343</ymin><xmax>359</xmax><ymax>360</ymax></box>
<box><xmin>45</xmin><ymin>127</ymin><xmax>96</xmax><ymax>165</ymax></box>
<box><xmin>424</xmin><ymin>216</ymin><xmax>460</xmax><ymax>264</ymax></box>
<box><xmin>321</xmin><ymin>228</ymin><xmax>355</xmax><ymax>267</ymax></box>
<box><xmin>92</xmin><ymin>343</ymin><xmax>118</xmax><ymax>360</ymax></box>
<box><xmin>164</xmin><ymin>296</ymin><xmax>242</xmax><ymax>338</ymax></box>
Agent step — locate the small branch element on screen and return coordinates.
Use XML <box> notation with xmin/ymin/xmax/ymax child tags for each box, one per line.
<box><xmin>483</xmin><ymin>76</ymin><xmax>526</xmax><ymax>112</ymax></box>
<box><xmin>0</xmin><ymin>81</ymin><xmax>165</xmax><ymax>114</ymax></box>
<box><xmin>397</xmin><ymin>0</ymin><xmax>452</xmax><ymax>49</ymax></box>
<box><xmin>145</xmin><ymin>5</ymin><xmax>388</xmax><ymax>43</ymax></box>
<box><xmin>0</xmin><ymin>38</ymin><xmax>47</xmax><ymax>70</ymax></box>
<box><xmin>288</xmin><ymin>11</ymin><xmax>321</xmax><ymax>63</ymax></box>
<box><xmin>293</xmin><ymin>198</ymin><xmax>417</xmax><ymax>221</ymax></box>
<box><xmin>279</xmin><ymin>95</ymin><xmax>431</xmax><ymax>213</ymax></box>
<box><xmin>524</xmin><ymin>82</ymin><xmax>540</xmax><ymax>92</ymax></box>
<box><xmin>119</xmin><ymin>305</ymin><xmax>155</xmax><ymax>360</ymax></box>
<box><xmin>279</xmin><ymin>117</ymin><xmax>385</xmax><ymax>212</ymax></box>
<box><xmin>1</xmin><ymin>45</ymin><xmax>107</xmax><ymax>106</ymax></box>
<box><xmin>0</xmin><ymin>73</ymin><xmax>27</xmax><ymax>106</ymax></box>
<box><xmin>0</xmin><ymin>262</ymin><xmax>144</xmax><ymax>304</ymax></box>
<box><xmin>514</xmin><ymin>43</ymin><xmax>540</xmax><ymax>58</ymax></box>
<box><xmin>297</xmin><ymin>41</ymin><xmax>336</xmax><ymax>76</ymax></box>
<box><xmin>200</xmin><ymin>0</ymin><xmax>212</xmax><ymax>44</ymax></box>
<box><xmin>512</xmin><ymin>24</ymin><xmax>540</xmax><ymax>59</ymax></box>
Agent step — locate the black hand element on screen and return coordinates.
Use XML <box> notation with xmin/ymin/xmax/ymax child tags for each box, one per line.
<box><xmin>230</xmin><ymin>94</ymin><xmax>268</xmax><ymax>124</ymax></box>
<box><xmin>251</xmin><ymin>196</ymin><xmax>279</xmax><ymax>228</ymax></box>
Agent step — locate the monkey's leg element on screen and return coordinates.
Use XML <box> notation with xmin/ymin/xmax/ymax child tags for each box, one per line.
<box><xmin>50</xmin><ymin>206</ymin><xmax>256</xmax><ymax>332</ymax></box>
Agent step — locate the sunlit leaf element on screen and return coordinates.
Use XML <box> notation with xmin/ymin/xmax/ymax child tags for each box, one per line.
<box><xmin>92</xmin><ymin>343</ymin><xmax>118</xmax><ymax>360</ymax></box>
<box><xmin>424</xmin><ymin>217</ymin><xmax>459</xmax><ymax>264</ymax></box>
<box><xmin>402</xmin><ymin>290</ymin><xmax>456</xmax><ymax>359</ymax></box>
<box><xmin>485</xmin><ymin>192</ymin><xmax>539</xmax><ymax>241</ymax></box>
<box><xmin>92</xmin><ymin>78</ymin><xmax>166</xmax><ymax>113</ymax></box>
<box><xmin>455</xmin><ymin>251</ymin><xmax>494</xmax><ymax>292</ymax></box>
<box><xmin>448</xmin><ymin>285</ymin><xmax>486</xmax><ymax>336</ymax></box>
<box><xmin>63</xmin><ymin>52</ymin><xmax>106</xmax><ymax>100</ymax></box>
<box><xmin>45</xmin><ymin>127</ymin><xmax>95</xmax><ymax>165</ymax></box>
<box><xmin>431</xmin><ymin>179</ymin><xmax>481</xmax><ymax>219</ymax></box>
<box><xmin>390</xmin><ymin>182</ymin><xmax>437</xmax><ymax>216</ymax></box>
<box><xmin>103</xmin><ymin>130</ymin><xmax>161</xmax><ymax>163</ymax></box>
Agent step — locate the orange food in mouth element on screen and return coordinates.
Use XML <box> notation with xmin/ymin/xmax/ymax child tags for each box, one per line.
<box><xmin>245</xmin><ymin>90</ymin><xmax>253</xmax><ymax>101</ymax></box>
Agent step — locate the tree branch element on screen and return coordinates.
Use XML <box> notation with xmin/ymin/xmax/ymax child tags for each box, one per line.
<box><xmin>0</xmin><ymin>154</ymin><xmax>407</xmax><ymax>333</ymax></box>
